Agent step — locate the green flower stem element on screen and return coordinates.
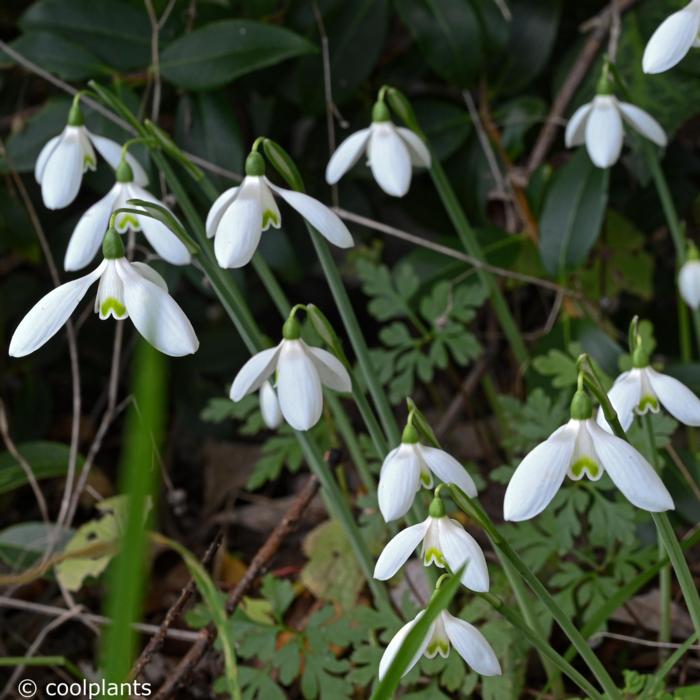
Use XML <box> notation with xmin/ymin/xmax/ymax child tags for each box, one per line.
<box><xmin>564</xmin><ymin>527</ymin><xmax>700</xmax><ymax>662</ymax></box>
<box><xmin>385</xmin><ymin>88</ymin><xmax>528</xmax><ymax>367</ymax></box>
<box><xmin>198</xmin><ymin>172</ymin><xmax>390</xmax><ymax>466</ymax></box>
<box><xmin>642</xmin><ymin>414</ymin><xmax>672</xmax><ymax>651</ymax></box>
<box><xmin>478</xmin><ymin>592</ymin><xmax>602</xmax><ymax>700</ymax></box>
<box><xmin>296</xmin><ymin>430</ymin><xmax>389</xmax><ymax>609</ymax></box>
<box><xmin>308</xmin><ymin>229</ymin><xmax>401</xmax><ymax>445</ymax></box>
<box><xmin>250</xmin><ymin>252</ymin><xmax>389</xmax><ymax>461</ymax></box>
<box><xmin>644</xmin><ymin>144</ymin><xmax>700</xmax><ymax>355</ymax></box>
<box><xmin>582</xmin><ymin>360</ymin><xmax>700</xmax><ymax>641</ymax></box>
<box><xmin>497</xmin><ymin>553</ymin><xmax>565</xmax><ymax>697</ymax></box>
<box><xmin>427</xmin><ymin>160</ymin><xmax>529</xmax><ymax>366</ymax></box>
<box><xmin>327</xmin><ymin>394</ymin><xmax>375</xmax><ymax>492</ymax></box>
<box><xmin>153</xmin><ymin>154</ymin><xmax>391</xmax><ymax>612</ymax></box>
<box><xmin>450</xmin><ymin>486</ymin><xmax>621</xmax><ymax>699</ymax></box>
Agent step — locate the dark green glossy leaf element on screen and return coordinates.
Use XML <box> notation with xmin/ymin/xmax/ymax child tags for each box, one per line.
<box><xmin>175</xmin><ymin>93</ymin><xmax>244</xmax><ymax>184</ymax></box>
<box><xmin>395</xmin><ymin>0</ymin><xmax>483</xmax><ymax>87</ymax></box>
<box><xmin>20</xmin><ymin>0</ymin><xmax>151</xmax><ymax>71</ymax></box>
<box><xmin>539</xmin><ymin>149</ymin><xmax>609</xmax><ymax>276</ymax></box>
<box><xmin>160</xmin><ymin>20</ymin><xmax>316</xmax><ymax>90</ymax></box>
<box><xmin>0</xmin><ymin>441</ymin><xmax>84</xmax><ymax>495</ymax></box>
<box><xmin>2</xmin><ymin>32</ymin><xmax>104</xmax><ymax>80</ymax></box>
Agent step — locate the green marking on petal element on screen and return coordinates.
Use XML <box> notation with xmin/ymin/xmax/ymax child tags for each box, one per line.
<box><xmin>637</xmin><ymin>395</ymin><xmax>659</xmax><ymax>414</ymax></box>
<box><xmin>423</xmin><ymin>547</ymin><xmax>445</xmax><ymax>567</ymax></box>
<box><xmin>262</xmin><ymin>209</ymin><xmax>279</xmax><ymax>228</ymax></box>
<box><xmin>570</xmin><ymin>456</ymin><xmax>600</xmax><ymax>480</ymax></box>
<box><xmin>100</xmin><ymin>297</ymin><xmax>127</xmax><ymax>318</ymax></box>
<box><xmin>84</xmin><ymin>154</ymin><xmax>96</xmax><ymax>168</ymax></box>
<box><xmin>426</xmin><ymin>639</ymin><xmax>450</xmax><ymax>658</ymax></box>
<box><xmin>419</xmin><ymin>470</ymin><xmax>432</xmax><ymax>487</ymax></box>
<box><xmin>117</xmin><ymin>214</ymin><xmax>140</xmax><ymax>231</ymax></box>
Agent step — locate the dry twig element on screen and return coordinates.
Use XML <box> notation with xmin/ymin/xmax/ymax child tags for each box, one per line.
<box><xmin>151</xmin><ymin>475</ymin><xmax>319</xmax><ymax>700</ymax></box>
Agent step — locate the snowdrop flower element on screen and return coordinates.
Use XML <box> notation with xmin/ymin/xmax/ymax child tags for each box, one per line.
<box><xmin>207</xmin><ymin>152</ymin><xmax>353</xmax><ymax>269</ymax></box>
<box><xmin>504</xmin><ymin>390</ymin><xmax>674</xmax><ymax>522</ymax></box>
<box><xmin>679</xmin><ymin>251</ymin><xmax>700</xmax><ymax>309</ymax></box>
<box><xmin>35</xmin><ymin>98</ymin><xmax>148</xmax><ymax>210</ymax></box>
<box><xmin>378</xmin><ymin>608</ymin><xmax>501</xmax><ymax>681</ymax></box>
<box><xmin>9</xmin><ymin>229</ymin><xmax>198</xmax><ymax>358</ymax></box>
<box><xmin>598</xmin><ymin>357</ymin><xmax>700</xmax><ymax>432</ymax></box>
<box><xmin>259</xmin><ymin>380</ymin><xmax>283</xmax><ymax>430</ymax></box>
<box><xmin>229</xmin><ymin>315</ymin><xmax>351</xmax><ymax>431</ymax></box>
<box><xmin>565</xmin><ymin>92</ymin><xmax>666</xmax><ymax>168</ymax></box>
<box><xmin>64</xmin><ymin>160</ymin><xmax>190</xmax><ymax>271</ymax></box>
<box><xmin>374</xmin><ymin>496</ymin><xmax>489</xmax><ymax>591</ymax></box>
<box><xmin>378</xmin><ymin>425</ymin><xmax>477</xmax><ymax>522</ymax></box>
<box><xmin>325</xmin><ymin>101</ymin><xmax>431</xmax><ymax>197</ymax></box>
<box><xmin>643</xmin><ymin>0</ymin><xmax>700</xmax><ymax>74</ymax></box>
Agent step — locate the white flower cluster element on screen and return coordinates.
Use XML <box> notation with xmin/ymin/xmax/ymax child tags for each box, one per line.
<box><xmin>372</xmin><ymin>421</ymin><xmax>501</xmax><ymax>680</ymax></box>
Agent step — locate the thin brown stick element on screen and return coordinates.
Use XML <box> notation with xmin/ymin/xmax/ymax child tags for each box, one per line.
<box><xmin>313</xmin><ymin>1</ymin><xmax>340</xmax><ymax>209</ymax></box>
<box><xmin>0</xmin><ymin>399</ymin><xmax>50</xmax><ymax>524</ymax></box>
<box><xmin>152</xmin><ymin>475</ymin><xmax>319</xmax><ymax>700</ymax></box>
<box><xmin>525</xmin><ymin>0</ymin><xmax>638</xmax><ymax>176</ymax></box>
<box><xmin>129</xmin><ymin>529</ymin><xmax>224</xmax><ymax>680</ymax></box>
<box><xmin>0</xmin><ymin>596</ymin><xmax>201</xmax><ymax>643</ymax></box>
<box><xmin>334</xmin><ymin>207</ymin><xmax>577</xmax><ymax>297</ymax></box>
<box><xmin>144</xmin><ymin>0</ymin><xmax>177</xmax><ymax>124</ymax></box>
<box><xmin>0</xmin><ymin>139</ymin><xmax>82</xmax><ymax>564</ymax></box>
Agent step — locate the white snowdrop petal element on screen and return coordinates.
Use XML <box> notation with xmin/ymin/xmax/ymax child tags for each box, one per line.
<box><xmin>230</xmin><ymin>346</ymin><xmax>281</xmax><ymax>401</ymax></box>
<box><xmin>368</xmin><ymin>123</ymin><xmax>412</xmax><ymax>197</ymax></box>
<box><xmin>35</xmin><ymin>134</ymin><xmax>62</xmax><ymax>183</ymax></box>
<box><xmin>276</xmin><ymin>341</ymin><xmax>324</xmax><ymax>431</ymax></box>
<box><xmin>131</xmin><ymin>261</ymin><xmax>168</xmax><ymax>291</ymax></box>
<box><xmin>41</xmin><ymin>130</ymin><xmax>84</xmax><ymax>209</ymax></box>
<box><xmin>260</xmin><ymin>381</ymin><xmax>283</xmax><ymax>429</ymax></box>
<box><xmin>267</xmin><ymin>182</ymin><xmax>354</xmax><ymax>249</ymax></box>
<box><xmin>439</xmin><ymin>518</ymin><xmax>490</xmax><ymax>592</ymax></box>
<box><xmin>64</xmin><ymin>186</ymin><xmax>120</xmax><ymax>271</ymax></box>
<box><xmin>89</xmin><ymin>132</ymin><xmax>149</xmax><ymax>185</ymax></box>
<box><xmin>116</xmin><ymin>259</ymin><xmax>199</xmax><ymax>356</ymax></box>
<box><xmin>214</xmin><ymin>181</ymin><xmax>263</xmax><ymax>268</ymax></box>
<box><xmin>378</xmin><ymin>615</ymin><xmax>431</xmax><ymax>681</ymax></box>
<box><xmin>206</xmin><ymin>186</ymin><xmax>239</xmax><ymax>238</ymax></box>
<box><xmin>679</xmin><ymin>261</ymin><xmax>700</xmax><ymax>309</ymax></box>
<box><xmin>643</xmin><ymin>3</ymin><xmax>700</xmax><ymax>74</ymax></box>
<box><xmin>565</xmin><ymin>103</ymin><xmax>592</xmax><ymax>147</ymax></box>
<box><xmin>9</xmin><ymin>264</ymin><xmax>104</xmax><ymax>357</ymax></box>
<box><xmin>304</xmin><ymin>344</ymin><xmax>352</xmax><ymax>393</ymax></box>
<box><xmin>503</xmin><ymin>422</ymin><xmax>576</xmax><ymax>521</ymax></box>
<box><xmin>325</xmin><ymin>128</ymin><xmax>371</xmax><ymax>184</ymax></box>
<box><xmin>587</xmin><ymin>421</ymin><xmax>674</xmax><ymax>512</ymax></box>
<box><xmin>417</xmin><ymin>445</ymin><xmax>477</xmax><ymax>497</ymax></box>
<box><xmin>396</xmin><ymin>127</ymin><xmax>432</xmax><ymax>167</ymax></box>
<box><xmin>647</xmin><ymin>368</ymin><xmax>700</xmax><ymax>426</ymax></box>
<box><xmin>128</xmin><ymin>186</ymin><xmax>191</xmax><ymax>265</ymax></box>
<box><xmin>597</xmin><ymin>370</ymin><xmax>640</xmax><ymax>433</ymax></box>
<box><xmin>443</xmin><ymin>612</ymin><xmax>501</xmax><ymax>676</ymax></box>
<box><xmin>378</xmin><ymin>445</ymin><xmax>422</xmax><ymax>522</ymax></box>
<box><xmin>374</xmin><ymin>519</ymin><xmax>430</xmax><ymax>580</ymax></box>
<box><xmin>618</xmin><ymin>103</ymin><xmax>667</xmax><ymax>147</ymax></box>
<box><xmin>585</xmin><ymin>97</ymin><xmax>624</xmax><ymax>168</ymax></box>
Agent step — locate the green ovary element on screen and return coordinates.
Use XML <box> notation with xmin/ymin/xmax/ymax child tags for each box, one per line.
<box><xmin>262</xmin><ymin>209</ymin><xmax>280</xmax><ymax>228</ymax></box>
<box><xmin>423</xmin><ymin>548</ymin><xmax>445</xmax><ymax>566</ymax></box>
<box><xmin>636</xmin><ymin>395</ymin><xmax>659</xmax><ymax>414</ymax></box>
<box><xmin>100</xmin><ymin>297</ymin><xmax>127</xmax><ymax>318</ymax></box>
<box><xmin>570</xmin><ymin>456</ymin><xmax>600</xmax><ymax>480</ymax></box>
